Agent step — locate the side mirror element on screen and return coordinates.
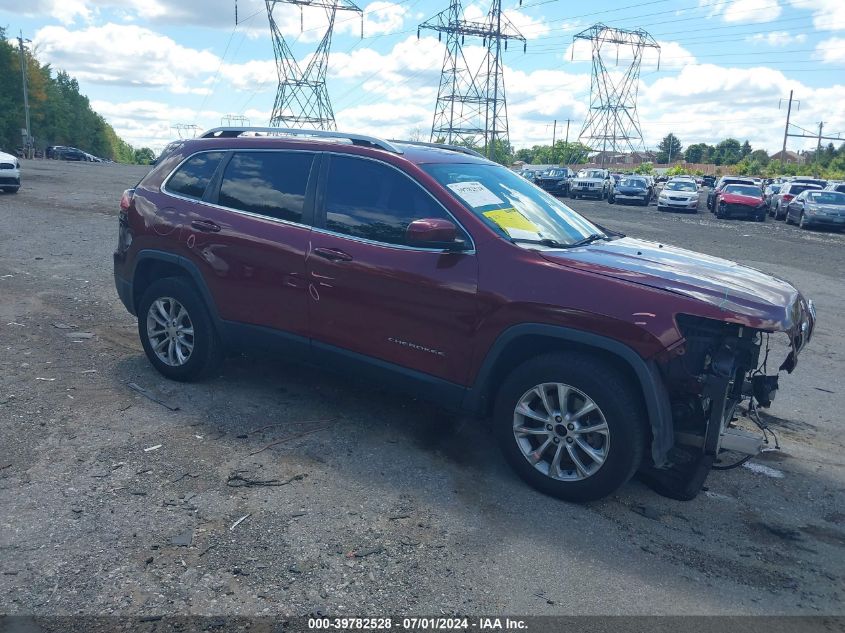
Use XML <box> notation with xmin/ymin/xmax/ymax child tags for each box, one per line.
<box><xmin>406</xmin><ymin>218</ymin><xmax>465</xmax><ymax>251</ymax></box>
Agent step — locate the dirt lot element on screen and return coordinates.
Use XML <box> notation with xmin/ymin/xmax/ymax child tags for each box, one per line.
<box><xmin>1</xmin><ymin>160</ymin><xmax>844</xmax><ymax>618</ymax></box>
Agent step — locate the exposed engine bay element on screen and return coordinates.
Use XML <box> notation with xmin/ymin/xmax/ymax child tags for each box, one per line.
<box><xmin>643</xmin><ymin>304</ymin><xmax>815</xmax><ymax>500</ymax></box>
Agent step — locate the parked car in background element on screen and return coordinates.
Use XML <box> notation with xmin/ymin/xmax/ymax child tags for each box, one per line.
<box><xmin>702</xmin><ymin>175</ymin><xmax>716</xmax><ymax>188</ymax></box>
<box><xmin>657</xmin><ymin>179</ymin><xmax>699</xmax><ymax>213</ymax></box>
<box><xmin>824</xmin><ymin>182</ymin><xmax>845</xmax><ymax>194</ymax></box>
<box><xmin>113</xmin><ymin>126</ymin><xmax>816</xmax><ymax>502</ymax></box>
<box><xmin>763</xmin><ymin>183</ymin><xmax>782</xmax><ymax>209</ymax></box>
<box><xmin>534</xmin><ymin>167</ymin><xmax>573</xmax><ymax>196</ymax></box>
<box><xmin>791</xmin><ymin>177</ymin><xmax>827</xmax><ymax>189</ymax></box>
<box><xmin>713</xmin><ymin>183</ymin><xmax>767</xmax><ymax>221</ymax></box>
<box><xmin>58</xmin><ymin>147</ymin><xmax>89</xmax><ymax>161</ymax></box>
<box><xmin>707</xmin><ymin>177</ymin><xmax>755</xmax><ymax>211</ymax></box>
<box><xmin>608</xmin><ymin>175</ymin><xmax>652</xmax><ymax>205</ymax></box>
<box><xmin>785</xmin><ymin>189</ymin><xmax>845</xmax><ymax>230</ymax></box>
<box><xmin>569</xmin><ymin>168</ymin><xmax>610</xmax><ymax>199</ymax></box>
<box><xmin>770</xmin><ymin>182</ymin><xmax>823</xmax><ymax>220</ymax></box>
<box><xmin>0</xmin><ymin>150</ymin><xmax>21</xmax><ymax>193</ymax></box>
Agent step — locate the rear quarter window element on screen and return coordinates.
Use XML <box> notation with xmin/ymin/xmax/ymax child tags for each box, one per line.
<box><xmin>165</xmin><ymin>152</ymin><xmax>226</xmax><ymax>200</ymax></box>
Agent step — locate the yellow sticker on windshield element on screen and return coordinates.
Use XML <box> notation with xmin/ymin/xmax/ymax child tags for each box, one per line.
<box><xmin>483</xmin><ymin>208</ymin><xmax>541</xmax><ymax>240</ymax></box>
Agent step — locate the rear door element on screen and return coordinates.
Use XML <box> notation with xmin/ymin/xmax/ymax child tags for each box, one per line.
<box><xmin>167</xmin><ymin>149</ymin><xmax>318</xmax><ymax>339</ymax></box>
<box><xmin>305</xmin><ymin>154</ymin><xmax>479</xmax><ymax>386</ymax></box>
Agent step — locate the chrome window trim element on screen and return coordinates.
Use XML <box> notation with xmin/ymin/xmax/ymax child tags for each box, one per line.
<box><xmin>320</xmin><ymin>151</ymin><xmax>477</xmax><ymax>253</ymax></box>
<box><xmin>310</xmin><ymin>225</ymin><xmax>476</xmax><ymax>254</ymax></box>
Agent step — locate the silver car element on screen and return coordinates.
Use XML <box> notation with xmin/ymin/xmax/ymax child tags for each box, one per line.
<box><xmin>657</xmin><ymin>179</ymin><xmax>699</xmax><ymax>213</ymax></box>
<box><xmin>785</xmin><ymin>189</ymin><xmax>845</xmax><ymax>230</ymax></box>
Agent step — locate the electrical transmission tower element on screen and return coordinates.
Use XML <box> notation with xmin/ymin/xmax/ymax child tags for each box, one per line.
<box><xmin>172</xmin><ymin>124</ymin><xmax>201</xmax><ymax>139</ymax></box>
<box><xmin>262</xmin><ymin>0</ymin><xmax>362</xmax><ymax>130</ymax></box>
<box><xmin>419</xmin><ymin>0</ymin><xmax>525</xmax><ymax>160</ymax></box>
<box><xmin>573</xmin><ymin>24</ymin><xmax>660</xmax><ymax>166</ymax></box>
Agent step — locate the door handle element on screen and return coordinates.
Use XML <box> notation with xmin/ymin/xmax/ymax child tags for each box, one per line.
<box><xmin>313</xmin><ymin>247</ymin><xmax>353</xmax><ymax>262</ymax></box>
<box><xmin>191</xmin><ymin>219</ymin><xmax>221</xmax><ymax>233</ymax></box>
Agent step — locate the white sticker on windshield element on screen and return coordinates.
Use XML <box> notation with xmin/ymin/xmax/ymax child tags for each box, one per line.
<box><xmin>446</xmin><ymin>181</ymin><xmax>503</xmax><ymax>208</ymax></box>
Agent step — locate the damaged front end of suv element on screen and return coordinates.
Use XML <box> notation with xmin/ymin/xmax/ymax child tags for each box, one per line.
<box><xmin>643</xmin><ymin>298</ymin><xmax>816</xmax><ymax>500</ymax></box>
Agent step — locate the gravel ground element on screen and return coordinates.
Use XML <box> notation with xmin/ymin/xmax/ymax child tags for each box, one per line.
<box><xmin>0</xmin><ymin>161</ymin><xmax>844</xmax><ymax>618</ymax></box>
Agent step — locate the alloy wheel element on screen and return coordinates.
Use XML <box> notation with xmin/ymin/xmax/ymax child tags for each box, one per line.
<box><xmin>512</xmin><ymin>382</ymin><xmax>610</xmax><ymax>481</ymax></box>
<box><xmin>146</xmin><ymin>297</ymin><xmax>195</xmax><ymax>367</ymax></box>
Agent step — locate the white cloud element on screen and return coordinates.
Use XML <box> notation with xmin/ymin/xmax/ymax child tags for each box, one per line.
<box><xmin>788</xmin><ymin>0</ymin><xmax>845</xmax><ymax>31</ymax></box>
<box><xmin>815</xmin><ymin>37</ymin><xmax>845</xmax><ymax>63</ymax></box>
<box><xmin>33</xmin><ymin>24</ymin><xmax>220</xmax><ymax>94</ymax></box>
<box><xmin>0</xmin><ymin>0</ymin><xmax>92</xmax><ymax>24</ymax></box>
<box><xmin>721</xmin><ymin>0</ymin><xmax>782</xmax><ymax>23</ymax></box>
<box><xmin>747</xmin><ymin>31</ymin><xmax>807</xmax><ymax>46</ymax></box>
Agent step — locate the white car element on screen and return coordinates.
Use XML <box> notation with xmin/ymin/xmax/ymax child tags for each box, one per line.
<box><xmin>0</xmin><ymin>151</ymin><xmax>21</xmax><ymax>194</ymax></box>
<box><xmin>569</xmin><ymin>168</ymin><xmax>610</xmax><ymax>200</ymax></box>
<box><xmin>658</xmin><ymin>179</ymin><xmax>699</xmax><ymax>213</ymax></box>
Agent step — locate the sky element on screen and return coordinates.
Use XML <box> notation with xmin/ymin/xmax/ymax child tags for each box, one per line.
<box><xmin>2</xmin><ymin>0</ymin><xmax>844</xmax><ymax>155</ymax></box>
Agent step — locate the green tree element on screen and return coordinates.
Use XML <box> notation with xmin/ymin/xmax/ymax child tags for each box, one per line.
<box><xmin>684</xmin><ymin>143</ymin><xmax>712</xmax><ymax>164</ymax></box>
<box><xmin>0</xmin><ymin>28</ymin><xmax>149</xmax><ymax>162</ymax></box>
<box><xmin>713</xmin><ymin>138</ymin><xmax>742</xmax><ymax>165</ymax></box>
<box><xmin>656</xmin><ymin>133</ymin><xmax>682</xmax><ymax>164</ymax></box>
<box><xmin>748</xmin><ymin>149</ymin><xmax>769</xmax><ymax>166</ymax></box>
<box><xmin>741</xmin><ymin>140</ymin><xmax>752</xmax><ymax>158</ymax></box>
<box><xmin>634</xmin><ymin>161</ymin><xmax>654</xmax><ymax>174</ymax></box>
<box><xmin>134</xmin><ymin>147</ymin><xmax>156</xmax><ymax>165</ymax></box>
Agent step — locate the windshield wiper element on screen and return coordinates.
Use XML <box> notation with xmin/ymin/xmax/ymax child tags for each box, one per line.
<box><xmin>568</xmin><ymin>233</ymin><xmax>609</xmax><ymax>248</ymax></box>
<box><xmin>511</xmin><ymin>237</ymin><xmax>566</xmax><ymax>248</ymax></box>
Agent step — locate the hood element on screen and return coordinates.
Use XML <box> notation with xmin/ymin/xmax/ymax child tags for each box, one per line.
<box><xmin>0</xmin><ymin>151</ymin><xmax>17</xmax><ymax>162</ymax></box>
<box><xmin>539</xmin><ymin>237</ymin><xmax>804</xmax><ymax>331</ymax></box>
<box><xmin>662</xmin><ymin>189</ymin><xmax>697</xmax><ymax>198</ymax></box>
<box><xmin>720</xmin><ymin>192</ymin><xmax>763</xmax><ymax>206</ymax></box>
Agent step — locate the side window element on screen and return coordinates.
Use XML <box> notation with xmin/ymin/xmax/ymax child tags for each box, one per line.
<box><xmin>166</xmin><ymin>152</ymin><xmax>225</xmax><ymax>200</ymax></box>
<box><xmin>218</xmin><ymin>151</ymin><xmax>314</xmax><ymax>223</ymax></box>
<box><xmin>324</xmin><ymin>155</ymin><xmax>460</xmax><ymax>246</ymax></box>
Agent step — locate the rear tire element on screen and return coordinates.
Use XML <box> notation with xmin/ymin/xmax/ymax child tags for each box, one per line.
<box><xmin>493</xmin><ymin>352</ymin><xmax>648</xmax><ymax>503</ymax></box>
<box><xmin>137</xmin><ymin>277</ymin><xmax>224</xmax><ymax>382</ymax></box>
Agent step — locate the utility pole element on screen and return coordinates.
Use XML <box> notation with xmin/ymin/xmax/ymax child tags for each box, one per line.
<box><xmin>564</xmin><ymin>118</ymin><xmax>571</xmax><ymax>144</ymax></box>
<box><xmin>551</xmin><ymin>119</ymin><xmax>556</xmax><ymax>164</ymax></box>
<box><xmin>17</xmin><ymin>32</ymin><xmax>32</xmax><ymax>158</ymax></box>
<box><xmin>816</xmin><ymin>121</ymin><xmax>824</xmax><ymax>156</ymax></box>
<box><xmin>779</xmin><ymin>90</ymin><xmax>796</xmax><ymax>164</ymax></box>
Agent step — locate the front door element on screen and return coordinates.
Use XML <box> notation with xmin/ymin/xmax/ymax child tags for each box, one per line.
<box><xmin>306</xmin><ymin>154</ymin><xmax>478</xmax><ymax>386</ymax></box>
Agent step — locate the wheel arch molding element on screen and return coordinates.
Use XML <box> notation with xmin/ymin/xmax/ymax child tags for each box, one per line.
<box><xmin>463</xmin><ymin>323</ymin><xmax>674</xmax><ymax>468</ymax></box>
<box><xmin>130</xmin><ymin>250</ymin><xmax>222</xmax><ymax>329</ymax></box>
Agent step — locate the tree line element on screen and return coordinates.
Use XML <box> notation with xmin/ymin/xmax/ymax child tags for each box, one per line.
<box><xmin>0</xmin><ymin>27</ymin><xmax>154</xmax><ymax>163</ymax></box>
<box><xmin>657</xmin><ymin>133</ymin><xmax>845</xmax><ymax>178</ymax></box>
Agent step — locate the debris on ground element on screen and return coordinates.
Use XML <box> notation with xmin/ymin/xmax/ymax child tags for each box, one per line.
<box><xmin>229</xmin><ymin>514</ymin><xmax>251</xmax><ymax>531</ymax></box>
<box><xmin>127</xmin><ymin>382</ymin><xmax>180</xmax><ymax>411</ymax></box>
<box><xmin>226</xmin><ymin>471</ymin><xmax>306</xmax><ymax>488</ymax></box>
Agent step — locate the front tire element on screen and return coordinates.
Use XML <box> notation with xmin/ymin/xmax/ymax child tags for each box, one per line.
<box><xmin>493</xmin><ymin>352</ymin><xmax>647</xmax><ymax>503</ymax></box>
<box><xmin>2</xmin><ymin>186</ymin><xmax>18</xmax><ymax>193</ymax></box>
<box><xmin>137</xmin><ymin>277</ymin><xmax>224</xmax><ymax>382</ymax></box>
<box><xmin>799</xmin><ymin>212</ymin><xmax>808</xmax><ymax>229</ymax></box>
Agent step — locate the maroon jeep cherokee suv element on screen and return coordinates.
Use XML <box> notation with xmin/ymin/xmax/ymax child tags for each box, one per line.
<box><xmin>114</xmin><ymin>127</ymin><xmax>816</xmax><ymax>502</ymax></box>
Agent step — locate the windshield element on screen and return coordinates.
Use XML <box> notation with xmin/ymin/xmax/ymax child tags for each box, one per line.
<box><xmin>665</xmin><ymin>181</ymin><xmax>697</xmax><ymax>192</ymax></box>
<box><xmin>767</xmin><ymin>184</ymin><xmax>782</xmax><ymax>193</ymax></box>
<box><xmin>724</xmin><ymin>185</ymin><xmax>761</xmax><ymax>196</ymax></box>
<box><xmin>546</xmin><ymin>169</ymin><xmax>564</xmax><ymax>177</ymax></box>
<box><xmin>577</xmin><ymin>170</ymin><xmax>605</xmax><ymax>179</ymax></box>
<box><xmin>620</xmin><ymin>178</ymin><xmax>646</xmax><ymax>188</ymax></box>
<box><xmin>807</xmin><ymin>191</ymin><xmax>845</xmax><ymax>205</ymax></box>
<box><xmin>423</xmin><ymin>162</ymin><xmax>604</xmax><ymax>246</ymax></box>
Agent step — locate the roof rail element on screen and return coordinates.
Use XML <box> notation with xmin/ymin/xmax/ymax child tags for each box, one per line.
<box><xmin>199</xmin><ymin>127</ymin><xmax>403</xmax><ymax>154</ymax></box>
<box><xmin>389</xmin><ymin>140</ymin><xmax>486</xmax><ymax>159</ymax></box>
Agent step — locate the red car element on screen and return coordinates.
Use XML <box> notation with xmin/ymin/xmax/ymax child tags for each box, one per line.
<box><xmin>114</xmin><ymin>127</ymin><xmax>815</xmax><ymax>502</ymax></box>
<box><xmin>713</xmin><ymin>183</ymin><xmax>768</xmax><ymax>221</ymax></box>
